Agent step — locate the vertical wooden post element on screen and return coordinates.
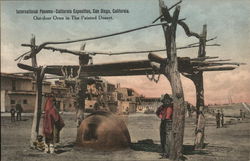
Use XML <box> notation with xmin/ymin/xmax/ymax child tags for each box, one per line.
<box><xmin>76</xmin><ymin>79</ymin><xmax>87</xmax><ymax>127</ymax></box>
<box><xmin>30</xmin><ymin>36</ymin><xmax>44</xmax><ymax>147</ymax></box>
<box><xmin>194</xmin><ymin>73</ymin><xmax>204</xmax><ymax>120</ymax></box>
<box><xmin>161</xmin><ymin>4</ymin><xmax>186</xmax><ymax>160</ymax></box>
<box><xmin>35</xmin><ymin>69</ymin><xmax>44</xmax><ymax>137</ymax></box>
<box><xmin>198</xmin><ymin>25</ymin><xmax>207</xmax><ymax>58</ymax></box>
<box><xmin>182</xmin><ymin>25</ymin><xmax>207</xmax><ymax>149</ymax></box>
<box><xmin>193</xmin><ymin>24</ymin><xmax>207</xmax><ymax>149</ymax></box>
<box><xmin>76</xmin><ymin>54</ymin><xmax>89</xmax><ymax>127</ymax></box>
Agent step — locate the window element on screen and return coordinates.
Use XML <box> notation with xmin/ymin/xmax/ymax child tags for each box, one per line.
<box><xmin>11</xmin><ymin>100</ymin><xmax>15</xmax><ymax>104</ymax></box>
<box><xmin>23</xmin><ymin>99</ymin><xmax>28</xmax><ymax>104</ymax></box>
<box><xmin>127</xmin><ymin>89</ymin><xmax>133</xmax><ymax>96</ymax></box>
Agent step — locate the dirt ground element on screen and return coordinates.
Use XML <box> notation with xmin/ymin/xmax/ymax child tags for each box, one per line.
<box><xmin>1</xmin><ymin>113</ymin><xmax>250</xmax><ymax>161</ymax></box>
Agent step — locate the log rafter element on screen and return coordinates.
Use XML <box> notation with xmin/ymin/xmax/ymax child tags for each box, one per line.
<box><xmin>17</xmin><ymin>54</ymin><xmax>240</xmax><ymax>78</ymax></box>
<box><xmin>17</xmin><ymin>41</ymin><xmax>219</xmax><ymax>61</ymax></box>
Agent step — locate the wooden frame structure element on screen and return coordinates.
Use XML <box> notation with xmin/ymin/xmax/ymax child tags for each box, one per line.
<box><xmin>16</xmin><ymin>1</ymin><xmax>242</xmax><ymax>160</ymax></box>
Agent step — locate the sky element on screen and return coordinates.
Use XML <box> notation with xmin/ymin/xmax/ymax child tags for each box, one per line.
<box><xmin>1</xmin><ymin>0</ymin><xmax>250</xmax><ymax>105</ymax></box>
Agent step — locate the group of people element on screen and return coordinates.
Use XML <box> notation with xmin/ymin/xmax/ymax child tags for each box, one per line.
<box><xmin>33</xmin><ymin>96</ymin><xmax>65</xmax><ymax>154</ymax></box>
<box><xmin>215</xmin><ymin>110</ymin><xmax>224</xmax><ymax>128</ymax></box>
<box><xmin>10</xmin><ymin>103</ymin><xmax>23</xmax><ymax>122</ymax></box>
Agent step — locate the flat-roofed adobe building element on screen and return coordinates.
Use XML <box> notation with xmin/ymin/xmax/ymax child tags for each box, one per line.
<box><xmin>0</xmin><ymin>73</ymin><xmax>51</xmax><ymax>112</ymax></box>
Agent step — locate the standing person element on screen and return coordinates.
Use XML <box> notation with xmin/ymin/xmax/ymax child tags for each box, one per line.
<box><xmin>187</xmin><ymin>103</ymin><xmax>192</xmax><ymax>118</ymax></box>
<box><xmin>156</xmin><ymin>93</ymin><xmax>173</xmax><ymax>158</ymax></box>
<box><xmin>243</xmin><ymin>111</ymin><xmax>246</xmax><ymax>119</ymax></box>
<box><xmin>15</xmin><ymin>103</ymin><xmax>23</xmax><ymax>121</ymax></box>
<box><xmin>240</xmin><ymin>109</ymin><xmax>244</xmax><ymax>120</ymax></box>
<box><xmin>221</xmin><ymin>110</ymin><xmax>224</xmax><ymax>128</ymax></box>
<box><xmin>216</xmin><ymin>110</ymin><xmax>221</xmax><ymax>128</ymax></box>
<box><xmin>10</xmin><ymin>108</ymin><xmax>16</xmax><ymax>122</ymax></box>
<box><xmin>43</xmin><ymin>96</ymin><xmax>65</xmax><ymax>154</ymax></box>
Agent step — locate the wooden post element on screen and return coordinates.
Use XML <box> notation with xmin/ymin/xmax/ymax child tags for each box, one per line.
<box><xmin>76</xmin><ymin>55</ymin><xmax>89</xmax><ymax>143</ymax></box>
<box><xmin>76</xmin><ymin>79</ymin><xmax>87</xmax><ymax>127</ymax></box>
<box><xmin>76</xmin><ymin>54</ymin><xmax>90</xmax><ymax>127</ymax></box>
<box><xmin>186</xmin><ymin>73</ymin><xmax>205</xmax><ymax>149</ymax></box>
<box><xmin>198</xmin><ymin>25</ymin><xmax>207</xmax><ymax>58</ymax></box>
<box><xmin>182</xmin><ymin>25</ymin><xmax>207</xmax><ymax>149</ymax></box>
<box><xmin>193</xmin><ymin>24</ymin><xmax>207</xmax><ymax>149</ymax></box>
<box><xmin>161</xmin><ymin>4</ymin><xmax>186</xmax><ymax>160</ymax></box>
<box><xmin>30</xmin><ymin>36</ymin><xmax>44</xmax><ymax>147</ymax></box>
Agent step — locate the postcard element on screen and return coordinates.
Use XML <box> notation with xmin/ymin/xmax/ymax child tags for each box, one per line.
<box><xmin>1</xmin><ymin>0</ymin><xmax>250</xmax><ymax>161</ymax></box>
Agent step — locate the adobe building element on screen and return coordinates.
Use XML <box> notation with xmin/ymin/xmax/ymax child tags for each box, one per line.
<box><xmin>1</xmin><ymin>72</ymin><xmax>162</xmax><ymax>114</ymax></box>
<box><xmin>115</xmin><ymin>84</ymin><xmax>141</xmax><ymax>114</ymax></box>
<box><xmin>50</xmin><ymin>80</ymin><xmax>79</xmax><ymax>112</ymax></box>
<box><xmin>83</xmin><ymin>79</ymin><xmax>141</xmax><ymax>114</ymax></box>
<box><xmin>85</xmin><ymin>78</ymin><xmax>117</xmax><ymax>112</ymax></box>
<box><xmin>137</xmin><ymin>97</ymin><xmax>161</xmax><ymax>113</ymax></box>
<box><xmin>1</xmin><ymin>73</ymin><xmax>51</xmax><ymax>112</ymax></box>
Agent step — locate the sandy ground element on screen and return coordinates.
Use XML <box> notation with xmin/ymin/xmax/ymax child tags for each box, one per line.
<box><xmin>1</xmin><ymin>113</ymin><xmax>250</xmax><ymax>161</ymax></box>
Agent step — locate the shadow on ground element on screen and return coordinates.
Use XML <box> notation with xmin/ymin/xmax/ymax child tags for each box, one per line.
<box><xmin>183</xmin><ymin>144</ymin><xmax>210</xmax><ymax>155</ymax></box>
<box><xmin>130</xmin><ymin>139</ymin><xmax>162</xmax><ymax>153</ymax></box>
<box><xmin>55</xmin><ymin>142</ymin><xmax>75</xmax><ymax>154</ymax></box>
<box><xmin>20</xmin><ymin>118</ymin><xmax>29</xmax><ymax>121</ymax></box>
<box><xmin>130</xmin><ymin>139</ymin><xmax>210</xmax><ymax>156</ymax></box>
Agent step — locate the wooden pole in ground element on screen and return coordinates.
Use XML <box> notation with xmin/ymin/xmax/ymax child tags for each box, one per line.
<box><xmin>76</xmin><ymin>54</ymin><xmax>90</xmax><ymax>127</ymax></box>
<box><xmin>76</xmin><ymin>54</ymin><xmax>89</xmax><ymax>143</ymax></box>
<box><xmin>193</xmin><ymin>24</ymin><xmax>207</xmax><ymax>149</ymax></box>
<box><xmin>30</xmin><ymin>36</ymin><xmax>44</xmax><ymax>147</ymax></box>
<box><xmin>160</xmin><ymin>3</ymin><xmax>186</xmax><ymax>160</ymax></box>
<box><xmin>182</xmin><ymin>25</ymin><xmax>207</xmax><ymax>149</ymax></box>
<box><xmin>34</xmin><ymin>68</ymin><xmax>44</xmax><ymax>138</ymax></box>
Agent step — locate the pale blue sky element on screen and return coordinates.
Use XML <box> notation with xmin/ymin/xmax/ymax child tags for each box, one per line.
<box><xmin>1</xmin><ymin>0</ymin><xmax>250</xmax><ymax>103</ymax></box>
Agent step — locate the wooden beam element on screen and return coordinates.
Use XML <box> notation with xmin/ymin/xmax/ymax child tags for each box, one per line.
<box><xmin>18</xmin><ymin>63</ymin><xmax>38</xmax><ymax>72</ymax></box>
<box><xmin>191</xmin><ymin>56</ymin><xmax>219</xmax><ymax>61</ymax></box>
<box><xmin>19</xmin><ymin>41</ymin><xmax>219</xmax><ymax>59</ymax></box>
<box><xmin>196</xmin><ymin>66</ymin><xmax>236</xmax><ymax>71</ymax></box>
<box><xmin>205</xmin><ymin>59</ymin><xmax>231</xmax><ymax>62</ymax></box>
<box><xmin>18</xmin><ymin>57</ymin><xmax>239</xmax><ymax>78</ymax></box>
<box><xmin>83</xmin><ymin>60</ymin><xmax>151</xmax><ymax>71</ymax></box>
<box><xmin>148</xmin><ymin>52</ymin><xmax>166</xmax><ymax>64</ymax></box>
<box><xmin>23</xmin><ymin>22</ymin><xmax>170</xmax><ymax>60</ymax></box>
<box><xmin>186</xmin><ymin>36</ymin><xmax>217</xmax><ymax>47</ymax></box>
<box><xmin>192</xmin><ymin>62</ymin><xmax>241</xmax><ymax>66</ymax></box>
<box><xmin>80</xmin><ymin>68</ymin><xmax>158</xmax><ymax>77</ymax></box>
<box><xmin>22</xmin><ymin>44</ymin><xmax>84</xmax><ymax>56</ymax></box>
